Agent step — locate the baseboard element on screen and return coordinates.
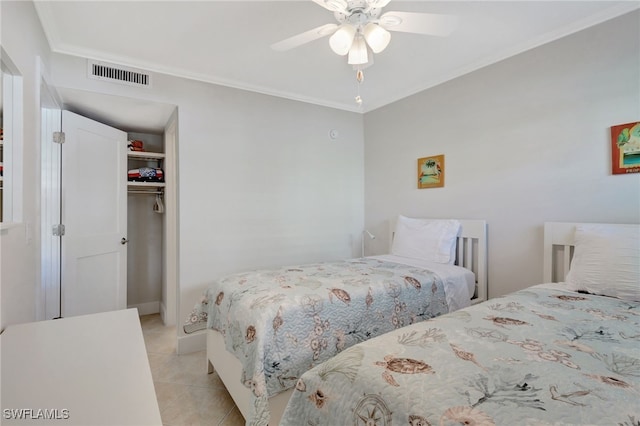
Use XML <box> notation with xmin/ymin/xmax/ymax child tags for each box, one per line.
<box><xmin>177</xmin><ymin>331</ymin><xmax>206</xmax><ymax>355</ymax></box>
<box><xmin>128</xmin><ymin>301</ymin><xmax>160</xmax><ymax>316</ymax></box>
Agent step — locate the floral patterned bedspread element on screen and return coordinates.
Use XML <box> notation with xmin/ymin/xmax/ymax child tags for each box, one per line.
<box><xmin>184</xmin><ymin>257</ymin><xmax>450</xmax><ymax>425</ymax></box>
<box><xmin>281</xmin><ymin>283</ymin><xmax>640</xmax><ymax>426</ymax></box>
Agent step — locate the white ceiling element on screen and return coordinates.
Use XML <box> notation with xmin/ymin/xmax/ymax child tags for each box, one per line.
<box><xmin>34</xmin><ymin>1</ymin><xmax>638</xmax><ymax>114</ymax></box>
<box><xmin>56</xmin><ymin>87</ymin><xmax>177</xmax><ymax>134</ymax></box>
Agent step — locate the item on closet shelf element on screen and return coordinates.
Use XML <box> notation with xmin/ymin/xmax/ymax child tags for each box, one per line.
<box><xmin>128</xmin><ymin>140</ymin><xmax>144</xmax><ymax>151</ymax></box>
<box><xmin>153</xmin><ymin>194</ymin><xmax>164</xmax><ymax>214</ymax></box>
<box><xmin>127</xmin><ymin>167</ymin><xmax>164</xmax><ymax>182</ymax></box>
<box><xmin>0</xmin><ymin>164</ymin><xmax>3</xmax><ymax>176</ymax></box>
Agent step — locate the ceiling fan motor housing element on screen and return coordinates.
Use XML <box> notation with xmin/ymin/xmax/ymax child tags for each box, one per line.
<box><xmin>334</xmin><ymin>0</ymin><xmax>383</xmax><ymax>28</ymax></box>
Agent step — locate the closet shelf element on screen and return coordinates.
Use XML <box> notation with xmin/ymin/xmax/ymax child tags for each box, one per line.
<box><xmin>128</xmin><ymin>151</ymin><xmax>165</xmax><ymax>161</ymax></box>
<box><xmin>127</xmin><ymin>181</ymin><xmax>165</xmax><ymax>189</ymax></box>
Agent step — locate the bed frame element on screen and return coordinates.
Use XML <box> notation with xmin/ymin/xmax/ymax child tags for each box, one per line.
<box><xmin>388</xmin><ymin>218</ymin><xmax>488</xmax><ymax>304</ymax></box>
<box><xmin>543</xmin><ymin>221</ymin><xmax>638</xmax><ymax>283</ymax></box>
<box><xmin>543</xmin><ymin>221</ymin><xmax>581</xmax><ymax>283</ymax></box>
<box><xmin>455</xmin><ymin>220</ymin><xmax>488</xmax><ymax>303</ymax></box>
<box><xmin>206</xmin><ymin>218</ymin><xmax>488</xmax><ymax>425</ymax></box>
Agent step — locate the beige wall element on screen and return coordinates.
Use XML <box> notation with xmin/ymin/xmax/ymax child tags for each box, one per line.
<box><xmin>50</xmin><ymin>50</ymin><xmax>365</xmax><ymax>352</ymax></box>
<box><xmin>1</xmin><ymin>1</ymin><xmax>53</xmax><ymax>329</ymax></box>
<box><xmin>3</xmin><ymin>2</ymin><xmax>638</xmax><ymax>348</ymax></box>
<box><xmin>1</xmin><ymin>1</ymin><xmax>366</xmax><ymax>344</ymax></box>
<box><xmin>363</xmin><ymin>10</ymin><xmax>640</xmax><ymax>298</ymax></box>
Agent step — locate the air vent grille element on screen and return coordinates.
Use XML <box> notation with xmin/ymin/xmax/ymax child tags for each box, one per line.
<box><xmin>87</xmin><ymin>61</ymin><xmax>152</xmax><ymax>88</ymax></box>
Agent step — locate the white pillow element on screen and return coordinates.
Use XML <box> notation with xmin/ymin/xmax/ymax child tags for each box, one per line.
<box><xmin>565</xmin><ymin>224</ymin><xmax>640</xmax><ymax>302</ymax></box>
<box><xmin>391</xmin><ymin>216</ymin><xmax>460</xmax><ymax>264</ymax></box>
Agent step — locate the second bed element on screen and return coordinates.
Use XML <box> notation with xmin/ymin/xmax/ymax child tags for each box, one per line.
<box><xmin>185</xmin><ymin>217</ymin><xmax>488</xmax><ymax>425</ymax></box>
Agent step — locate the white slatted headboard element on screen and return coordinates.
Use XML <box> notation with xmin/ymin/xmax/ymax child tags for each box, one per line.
<box><xmin>389</xmin><ymin>218</ymin><xmax>488</xmax><ymax>304</ymax></box>
<box><xmin>543</xmin><ymin>222</ymin><xmax>579</xmax><ymax>283</ymax></box>
<box><xmin>456</xmin><ymin>220</ymin><xmax>488</xmax><ymax>304</ymax></box>
<box><xmin>543</xmin><ymin>221</ymin><xmax>638</xmax><ymax>283</ymax></box>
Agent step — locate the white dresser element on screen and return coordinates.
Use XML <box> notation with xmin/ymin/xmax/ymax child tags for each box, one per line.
<box><xmin>1</xmin><ymin>309</ymin><xmax>162</xmax><ymax>425</ymax></box>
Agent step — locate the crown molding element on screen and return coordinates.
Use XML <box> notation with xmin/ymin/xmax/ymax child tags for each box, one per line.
<box><xmin>364</xmin><ymin>2</ymin><xmax>640</xmax><ymax>112</ymax></box>
<box><xmin>34</xmin><ymin>1</ymin><xmax>639</xmax><ymax>115</ymax></box>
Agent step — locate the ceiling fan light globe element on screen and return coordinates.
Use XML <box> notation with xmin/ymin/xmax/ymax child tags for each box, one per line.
<box><xmin>348</xmin><ymin>36</ymin><xmax>369</xmax><ymax>65</ymax></box>
<box><xmin>363</xmin><ymin>23</ymin><xmax>391</xmax><ymax>53</ymax></box>
<box><xmin>352</xmin><ymin>53</ymin><xmax>374</xmax><ymax>70</ymax></box>
<box><xmin>329</xmin><ymin>24</ymin><xmax>356</xmax><ymax>56</ymax></box>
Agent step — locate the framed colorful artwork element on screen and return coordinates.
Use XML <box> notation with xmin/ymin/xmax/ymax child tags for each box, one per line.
<box><xmin>611</xmin><ymin>121</ymin><xmax>640</xmax><ymax>175</ymax></box>
<box><xmin>418</xmin><ymin>155</ymin><xmax>444</xmax><ymax>189</ymax></box>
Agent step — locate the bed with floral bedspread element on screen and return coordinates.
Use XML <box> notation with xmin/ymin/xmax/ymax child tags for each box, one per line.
<box><xmin>185</xmin><ymin>257</ymin><xmax>462</xmax><ymax>425</ymax></box>
<box><xmin>280</xmin><ymin>283</ymin><xmax>640</xmax><ymax>426</ymax></box>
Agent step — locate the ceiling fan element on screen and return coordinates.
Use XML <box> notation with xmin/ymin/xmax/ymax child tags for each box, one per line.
<box><xmin>271</xmin><ymin>0</ymin><xmax>458</xmax><ymax>69</ymax></box>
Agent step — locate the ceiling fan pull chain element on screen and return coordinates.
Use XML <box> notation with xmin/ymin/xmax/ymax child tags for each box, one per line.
<box><xmin>355</xmin><ymin>67</ymin><xmax>364</xmax><ymax>107</ymax></box>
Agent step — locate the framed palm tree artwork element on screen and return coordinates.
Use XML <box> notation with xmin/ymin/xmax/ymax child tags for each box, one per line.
<box><xmin>417</xmin><ymin>155</ymin><xmax>444</xmax><ymax>189</ymax></box>
<box><xmin>611</xmin><ymin>121</ymin><xmax>640</xmax><ymax>175</ymax></box>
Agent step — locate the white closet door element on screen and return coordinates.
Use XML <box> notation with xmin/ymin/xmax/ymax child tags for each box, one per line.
<box><xmin>61</xmin><ymin>110</ymin><xmax>128</xmax><ymax>317</ymax></box>
<box><xmin>41</xmin><ymin>106</ymin><xmax>62</xmax><ymax>320</ymax></box>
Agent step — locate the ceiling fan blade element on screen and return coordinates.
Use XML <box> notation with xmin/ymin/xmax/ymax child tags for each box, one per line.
<box><xmin>271</xmin><ymin>23</ymin><xmax>338</xmax><ymax>51</ymax></box>
<box><xmin>379</xmin><ymin>12</ymin><xmax>458</xmax><ymax>36</ymax></box>
<box><xmin>312</xmin><ymin>0</ymin><xmax>349</xmax><ymax>13</ymax></box>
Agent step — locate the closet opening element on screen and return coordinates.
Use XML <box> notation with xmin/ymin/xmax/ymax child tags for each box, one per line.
<box><xmin>127</xmin><ymin>131</ymin><xmax>166</xmax><ymax>316</ymax></box>
<box><xmin>41</xmin><ymin>87</ymin><xmax>178</xmax><ymax>327</ymax></box>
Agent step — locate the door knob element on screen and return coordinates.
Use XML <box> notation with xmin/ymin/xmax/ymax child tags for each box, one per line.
<box><xmin>121</xmin><ymin>238</ymin><xmax>129</xmax><ymax>245</ymax></box>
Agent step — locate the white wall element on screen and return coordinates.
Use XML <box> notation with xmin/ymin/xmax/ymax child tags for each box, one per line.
<box><xmin>50</xmin><ymin>53</ymin><xmax>365</xmax><ymax>350</ymax></box>
<box><xmin>363</xmin><ymin>10</ymin><xmax>640</xmax><ymax>298</ymax></box>
<box><xmin>7</xmin><ymin>0</ymin><xmax>635</xmax><ymax>343</ymax></box>
<box><xmin>0</xmin><ymin>1</ymin><xmax>52</xmax><ymax>329</ymax></box>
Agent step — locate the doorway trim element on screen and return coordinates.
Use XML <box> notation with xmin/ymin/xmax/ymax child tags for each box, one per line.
<box><xmin>162</xmin><ymin>110</ymin><xmax>178</xmax><ymax>326</ymax></box>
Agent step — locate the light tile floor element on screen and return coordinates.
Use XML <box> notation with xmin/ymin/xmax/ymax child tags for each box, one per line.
<box><xmin>140</xmin><ymin>314</ymin><xmax>245</xmax><ymax>426</ymax></box>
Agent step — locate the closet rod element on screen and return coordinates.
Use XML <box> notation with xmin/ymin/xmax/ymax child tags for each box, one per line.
<box><xmin>128</xmin><ymin>190</ymin><xmax>164</xmax><ymax>195</ymax></box>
